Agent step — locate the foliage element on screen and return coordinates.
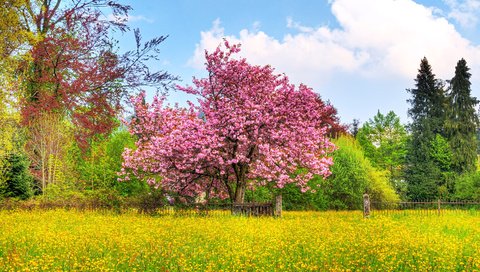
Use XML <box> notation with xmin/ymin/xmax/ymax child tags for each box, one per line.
<box><xmin>121</xmin><ymin>41</ymin><xmax>337</xmax><ymax>203</ymax></box>
<box><xmin>0</xmin><ymin>108</ymin><xmax>23</xmax><ymax>164</ymax></box>
<box><xmin>405</xmin><ymin>57</ymin><xmax>448</xmax><ymax>200</ymax></box>
<box><xmin>0</xmin><ymin>0</ymin><xmax>176</xmax><ymax>151</ymax></box>
<box><xmin>367</xmin><ymin>165</ymin><xmax>401</xmax><ymax>205</ymax></box>
<box><xmin>0</xmin><ymin>0</ymin><xmax>25</xmax><ymax>55</ymax></box>
<box><xmin>446</xmin><ymin>59</ymin><xmax>479</xmax><ymax>174</ymax></box>
<box><xmin>0</xmin><ymin>1</ymin><xmax>31</xmax><ymax>132</ymax></box>
<box><xmin>24</xmin><ymin>112</ymin><xmax>74</xmax><ymax>193</ymax></box>
<box><xmin>356</xmin><ymin>111</ymin><xmax>408</xmax><ymax>192</ymax></box>
<box><xmin>0</xmin><ymin>153</ymin><xmax>33</xmax><ymax>199</ymax></box>
<box><xmin>454</xmin><ymin>171</ymin><xmax>480</xmax><ymax>201</ymax></box>
<box><xmin>0</xmin><ymin>109</ymin><xmax>29</xmax><ymax>199</ymax></box>
<box><xmin>323</xmin><ymin>136</ymin><xmax>398</xmax><ymax>209</ymax></box>
<box><xmin>73</xmin><ymin>127</ymin><xmax>148</xmax><ymax>196</ymax></box>
<box><xmin>430</xmin><ymin>134</ymin><xmax>456</xmax><ymax>198</ymax></box>
<box><xmin>273</xmin><ymin>136</ymin><xmax>400</xmax><ymax>210</ymax></box>
<box><xmin>243</xmin><ymin>186</ymin><xmax>275</xmax><ymax>204</ymax></box>
<box><xmin>279</xmin><ymin>179</ymin><xmax>329</xmax><ymax>210</ymax></box>
<box><xmin>323</xmin><ymin>137</ymin><xmax>369</xmax><ymax>209</ymax></box>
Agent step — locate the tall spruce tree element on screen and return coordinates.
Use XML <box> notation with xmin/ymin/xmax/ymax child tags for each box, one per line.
<box><xmin>447</xmin><ymin>59</ymin><xmax>479</xmax><ymax>174</ymax></box>
<box><xmin>405</xmin><ymin>57</ymin><xmax>448</xmax><ymax>200</ymax></box>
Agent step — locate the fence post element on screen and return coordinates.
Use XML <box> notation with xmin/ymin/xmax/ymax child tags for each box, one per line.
<box><xmin>275</xmin><ymin>194</ymin><xmax>282</xmax><ymax>217</ymax></box>
<box><xmin>363</xmin><ymin>193</ymin><xmax>370</xmax><ymax>218</ymax></box>
<box><xmin>437</xmin><ymin>199</ymin><xmax>441</xmax><ymax>216</ymax></box>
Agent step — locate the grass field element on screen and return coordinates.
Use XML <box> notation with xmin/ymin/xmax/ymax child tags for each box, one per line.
<box><xmin>1</xmin><ymin>210</ymin><xmax>480</xmax><ymax>271</ymax></box>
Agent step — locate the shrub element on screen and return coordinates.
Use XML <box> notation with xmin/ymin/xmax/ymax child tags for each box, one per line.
<box><xmin>321</xmin><ymin>136</ymin><xmax>398</xmax><ymax>209</ymax></box>
<box><xmin>454</xmin><ymin>171</ymin><xmax>480</xmax><ymax>201</ymax></box>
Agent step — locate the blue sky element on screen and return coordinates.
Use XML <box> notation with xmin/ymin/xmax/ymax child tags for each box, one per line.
<box><xmin>116</xmin><ymin>0</ymin><xmax>480</xmax><ymax>125</ymax></box>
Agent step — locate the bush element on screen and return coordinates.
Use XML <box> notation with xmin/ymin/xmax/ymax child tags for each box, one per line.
<box><xmin>275</xmin><ymin>136</ymin><xmax>399</xmax><ymax>210</ymax></box>
<box><xmin>132</xmin><ymin>188</ymin><xmax>168</xmax><ymax>215</ymax></box>
<box><xmin>367</xmin><ymin>164</ymin><xmax>400</xmax><ymax>204</ymax></box>
<box><xmin>244</xmin><ymin>186</ymin><xmax>274</xmax><ymax>203</ymax></box>
<box><xmin>280</xmin><ymin>180</ymin><xmax>329</xmax><ymax>210</ymax></box>
<box><xmin>68</xmin><ymin>127</ymin><xmax>140</xmax><ymax>193</ymax></box>
<box><xmin>454</xmin><ymin>171</ymin><xmax>480</xmax><ymax>201</ymax></box>
<box><xmin>322</xmin><ymin>136</ymin><xmax>398</xmax><ymax>209</ymax></box>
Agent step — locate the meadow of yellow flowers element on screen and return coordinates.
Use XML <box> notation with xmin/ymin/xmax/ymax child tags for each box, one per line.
<box><xmin>0</xmin><ymin>209</ymin><xmax>479</xmax><ymax>271</ymax></box>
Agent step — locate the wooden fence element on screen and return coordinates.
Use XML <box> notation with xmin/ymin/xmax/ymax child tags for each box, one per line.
<box><xmin>141</xmin><ymin>202</ymin><xmax>277</xmax><ymax>217</ymax></box>
<box><xmin>232</xmin><ymin>195</ymin><xmax>282</xmax><ymax>217</ymax></box>
<box><xmin>0</xmin><ymin>195</ymin><xmax>283</xmax><ymax>217</ymax></box>
<box><xmin>363</xmin><ymin>194</ymin><xmax>480</xmax><ymax>217</ymax></box>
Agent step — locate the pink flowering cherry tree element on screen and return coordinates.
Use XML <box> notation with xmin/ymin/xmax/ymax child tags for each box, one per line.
<box><xmin>120</xmin><ymin>40</ymin><xmax>336</xmax><ymax>203</ymax></box>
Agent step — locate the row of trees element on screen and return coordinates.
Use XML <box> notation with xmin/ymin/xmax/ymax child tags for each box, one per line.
<box><xmin>118</xmin><ymin>51</ymin><xmax>480</xmax><ymax>207</ymax></box>
<box><xmin>406</xmin><ymin>57</ymin><xmax>478</xmax><ymax>200</ymax></box>
<box><xmin>354</xmin><ymin>58</ymin><xmax>480</xmax><ymax>201</ymax></box>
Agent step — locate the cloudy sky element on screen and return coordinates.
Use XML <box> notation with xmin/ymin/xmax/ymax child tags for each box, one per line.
<box><xmin>118</xmin><ymin>0</ymin><xmax>480</xmax><ymax>125</ymax></box>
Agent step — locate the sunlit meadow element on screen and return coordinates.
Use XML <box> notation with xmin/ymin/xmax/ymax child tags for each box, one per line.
<box><xmin>1</xmin><ymin>210</ymin><xmax>480</xmax><ymax>271</ymax></box>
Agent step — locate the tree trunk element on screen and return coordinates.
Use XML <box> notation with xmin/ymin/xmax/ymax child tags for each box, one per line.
<box><xmin>234</xmin><ymin>182</ymin><xmax>246</xmax><ymax>203</ymax></box>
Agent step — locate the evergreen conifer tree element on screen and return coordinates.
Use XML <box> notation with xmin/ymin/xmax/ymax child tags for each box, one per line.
<box><xmin>446</xmin><ymin>59</ymin><xmax>479</xmax><ymax>174</ymax></box>
<box><xmin>405</xmin><ymin>57</ymin><xmax>448</xmax><ymax>200</ymax></box>
<box><xmin>1</xmin><ymin>153</ymin><xmax>33</xmax><ymax>199</ymax></box>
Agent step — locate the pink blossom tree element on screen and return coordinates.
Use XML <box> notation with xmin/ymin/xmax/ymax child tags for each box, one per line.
<box><xmin>120</xmin><ymin>41</ymin><xmax>337</xmax><ymax>203</ymax></box>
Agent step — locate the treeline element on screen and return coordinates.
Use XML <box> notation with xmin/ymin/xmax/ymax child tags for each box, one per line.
<box><xmin>354</xmin><ymin>57</ymin><xmax>479</xmax><ymax>203</ymax></box>
<box><xmin>1</xmin><ymin>2</ymin><xmax>479</xmax><ymax>211</ymax></box>
<box><xmin>251</xmin><ymin>57</ymin><xmax>480</xmax><ymax>209</ymax></box>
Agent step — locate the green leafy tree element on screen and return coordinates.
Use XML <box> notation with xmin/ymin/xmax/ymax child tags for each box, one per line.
<box><xmin>72</xmin><ymin>127</ymin><xmax>147</xmax><ymax>196</ymax></box>
<box><xmin>321</xmin><ymin>136</ymin><xmax>399</xmax><ymax>209</ymax></box>
<box><xmin>276</xmin><ymin>136</ymin><xmax>399</xmax><ymax>210</ymax></box>
<box><xmin>405</xmin><ymin>57</ymin><xmax>448</xmax><ymax>200</ymax></box>
<box><xmin>454</xmin><ymin>171</ymin><xmax>480</xmax><ymax>201</ymax></box>
<box><xmin>446</xmin><ymin>59</ymin><xmax>479</xmax><ymax>174</ymax></box>
<box><xmin>429</xmin><ymin>134</ymin><xmax>455</xmax><ymax>198</ymax></box>
<box><xmin>356</xmin><ymin>111</ymin><xmax>408</xmax><ymax>193</ymax></box>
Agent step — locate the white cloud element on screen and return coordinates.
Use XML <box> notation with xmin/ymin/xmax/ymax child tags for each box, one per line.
<box><xmin>286</xmin><ymin>17</ymin><xmax>315</xmax><ymax>33</ymax></box>
<box><xmin>188</xmin><ymin>18</ymin><xmax>367</xmax><ymax>86</ymax></box>
<box><xmin>444</xmin><ymin>0</ymin><xmax>480</xmax><ymax>28</ymax></box>
<box><xmin>188</xmin><ymin>0</ymin><xmax>480</xmax><ymax>88</ymax></box>
<box><xmin>187</xmin><ymin>0</ymin><xmax>480</xmax><ymax>124</ymax></box>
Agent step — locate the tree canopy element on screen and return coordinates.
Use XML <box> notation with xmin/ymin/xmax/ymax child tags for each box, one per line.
<box><xmin>0</xmin><ymin>0</ymin><xmax>176</xmax><ymax>148</ymax></box>
<box><xmin>121</xmin><ymin>41</ymin><xmax>338</xmax><ymax>203</ymax></box>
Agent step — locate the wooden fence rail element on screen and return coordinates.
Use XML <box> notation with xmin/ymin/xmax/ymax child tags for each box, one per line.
<box><xmin>0</xmin><ymin>195</ymin><xmax>283</xmax><ymax>217</ymax></box>
<box><xmin>363</xmin><ymin>194</ymin><xmax>480</xmax><ymax>217</ymax></box>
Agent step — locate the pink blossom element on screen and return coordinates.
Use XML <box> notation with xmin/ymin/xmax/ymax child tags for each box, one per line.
<box><xmin>120</xmin><ymin>40</ymin><xmax>337</xmax><ymax>202</ymax></box>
